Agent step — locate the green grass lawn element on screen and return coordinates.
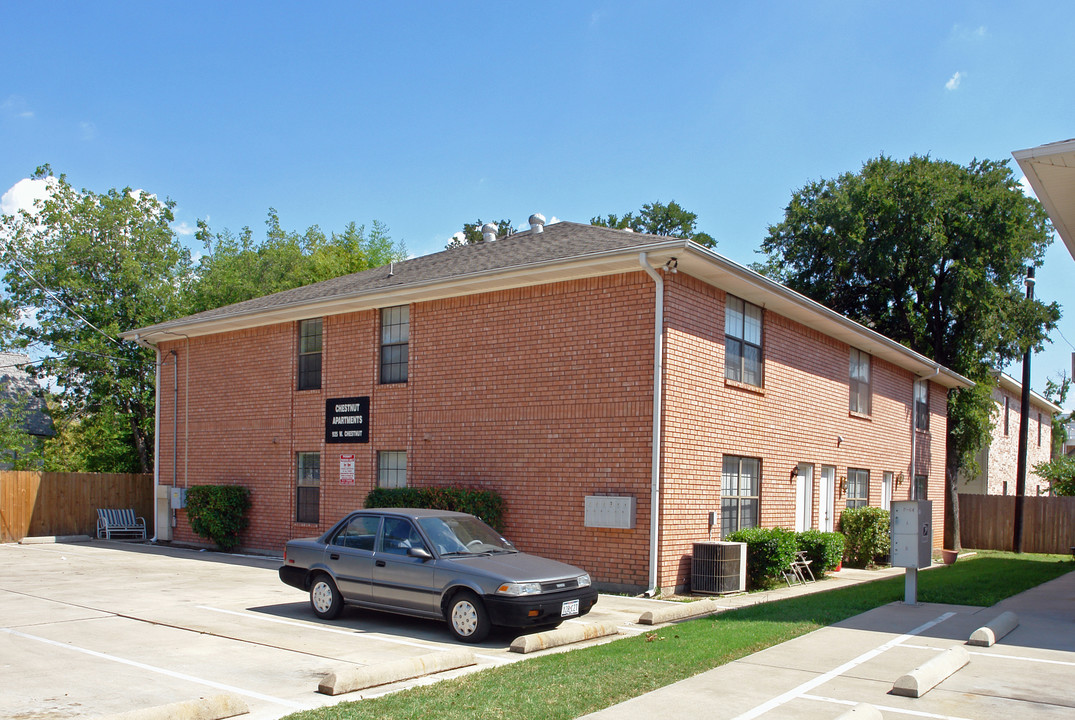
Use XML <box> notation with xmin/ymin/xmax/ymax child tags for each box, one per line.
<box><xmin>282</xmin><ymin>551</ymin><xmax>1072</xmax><ymax>720</ymax></box>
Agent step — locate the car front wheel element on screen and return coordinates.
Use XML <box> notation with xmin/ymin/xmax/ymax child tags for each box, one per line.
<box><xmin>310</xmin><ymin>574</ymin><xmax>343</xmax><ymax>619</ymax></box>
<box><xmin>447</xmin><ymin>590</ymin><xmax>491</xmax><ymax>643</ymax></box>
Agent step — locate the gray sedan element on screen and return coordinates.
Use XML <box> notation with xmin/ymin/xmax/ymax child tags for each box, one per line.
<box><xmin>279</xmin><ymin>508</ymin><xmax>598</xmax><ymax>642</ymax></box>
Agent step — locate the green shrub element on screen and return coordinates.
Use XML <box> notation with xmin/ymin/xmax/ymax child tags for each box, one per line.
<box><xmin>839</xmin><ymin>506</ymin><xmax>890</xmax><ymax>567</ymax></box>
<box><xmin>185</xmin><ymin>484</ymin><xmax>251</xmax><ymax>551</ymax></box>
<box><xmin>796</xmin><ymin>529</ymin><xmax>845</xmax><ymax>577</ymax></box>
<box><xmin>1033</xmin><ymin>455</ymin><xmax>1075</xmax><ymax>496</ymax></box>
<box><xmin>365</xmin><ymin>486</ymin><xmax>506</xmax><ymax>532</ymax></box>
<box><xmin>725</xmin><ymin>526</ymin><xmax>798</xmax><ymax>589</ymax></box>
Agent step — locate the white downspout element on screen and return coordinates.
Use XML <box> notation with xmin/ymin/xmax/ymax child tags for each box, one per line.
<box><xmin>639</xmin><ymin>253</ymin><xmax>665</xmax><ymax>596</ymax></box>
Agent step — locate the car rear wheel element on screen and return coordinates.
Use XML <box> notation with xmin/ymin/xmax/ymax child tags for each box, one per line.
<box><xmin>310</xmin><ymin>574</ymin><xmax>343</xmax><ymax>619</ymax></box>
<box><xmin>447</xmin><ymin>590</ymin><xmax>490</xmax><ymax>643</ymax></box>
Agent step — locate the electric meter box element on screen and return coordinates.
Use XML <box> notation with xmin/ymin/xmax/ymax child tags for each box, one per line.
<box><xmin>169</xmin><ymin>487</ymin><xmax>187</xmax><ymax>510</ymax></box>
<box><xmin>890</xmin><ymin>500</ymin><xmax>932</xmax><ymax>569</ymax></box>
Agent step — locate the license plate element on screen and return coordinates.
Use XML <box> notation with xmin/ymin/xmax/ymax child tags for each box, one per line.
<box><xmin>561</xmin><ymin>599</ymin><xmax>580</xmax><ymax>617</ymax></box>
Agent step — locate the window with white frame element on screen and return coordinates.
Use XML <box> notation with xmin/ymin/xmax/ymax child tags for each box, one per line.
<box><xmin>297</xmin><ymin>318</ymin><xmax>322</xmax><ymax>391</ymax></box>
<box><xmin>378</xmin><ymin>451</ymin><xmax>407</xmax><ymax>488</ymax></box>
<box><xmin>721</xmin><ymin>455</ymin><xmax>760</xmax><ymax>538</ymax></box>
<box><xmin>380</xmin><ymin>306</ymin><xmax>409</xmax><ymax>384</ymax></box>
<box><xmin>295</xmin><ymin>452</ymin><xmax>320</xmax><ymax>524</ymax></box>
<box><xmin>846</xmin><ymin>467</ymin><xmax>869</xmax><ymax>509</ymax></box>
<box><xmin>849</xmin><ymin>348</ymin><xmax>871</xmax><ymax>414</ymax></box>
<box><xmin>725</xmin><ymin>296</ymin><xmax>763</xmax><ymax>387</ymax></box>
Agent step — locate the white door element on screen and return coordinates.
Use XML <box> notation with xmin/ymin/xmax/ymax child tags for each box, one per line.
<box><xmin>794</xmin><ymin>463</ymin><xmax>814</xmax><ymax>532</ymax></box>
<box><xmin>882</xmin><ymin>471</ymin><xmax>893</xmax><ymax>511</ymax></box>
<box><xmin>820</xmin><ymin>465</ymin><xmax>836</xmax><ymax>533</ymax></box>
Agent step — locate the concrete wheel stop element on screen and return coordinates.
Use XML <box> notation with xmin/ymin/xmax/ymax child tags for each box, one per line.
<box><xmin>968</xmin><ymin>611</ymin><xmax>1019</xmax><ymax>647</ymax></box>
<box><xmin>891</xmin><ymin>645</ymin><xmax>969</xmax><ymax>698</ymax></box>
<box><xmin>637</xmin><ymin>598</ymin><xmax>726</xmax><ymax>625</ymax></box>
<box><xmin>319</xmin><ymin>650</ymin><xmax>476</xmax><ymax>695</ymax></box>
<box><xmin>509</xmin><ymin>621</ymin><xmax>620</xmax><ymax>653</ymax></box>
<box><xmin>93</xmin><ymin>693</ymin><xmax>248</xmax><ymax>720</ymax></box>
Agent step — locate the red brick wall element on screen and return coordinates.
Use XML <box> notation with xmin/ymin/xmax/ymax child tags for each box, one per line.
<box><xmin>659</xmin><ymin>275</ymin><xmax>947</xmax><ymax>590</ymax></box>
<box><xmin>156</xmin><ymin>269</ymin><xmax>948</xmax><ymax>592</ymax></box>
<box><xmin>158</xmin><ymin>274</ymin><xmax>656</xmax><ymax>587</ymax></box>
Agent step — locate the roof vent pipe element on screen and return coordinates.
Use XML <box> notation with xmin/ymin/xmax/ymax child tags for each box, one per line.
<box><xmin>529</xmin><ymin>213</ymin><xmax>546</xmax><ymax>233</ymax></box>
<box><xmin>481</xmin><ymin>223</ymin><xmax>499</xmax><ymax>242</ymax></box>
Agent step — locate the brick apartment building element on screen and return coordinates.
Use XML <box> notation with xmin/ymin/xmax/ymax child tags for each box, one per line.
<box><xmin>959</xmin><ymin>372</ymin><xmax>1060</xmax><ymax>497</ymax></box>
<box><xmin>124</xmin><ymin>219</ymin><xmax>970</xmax><ymax>593</ymax></box>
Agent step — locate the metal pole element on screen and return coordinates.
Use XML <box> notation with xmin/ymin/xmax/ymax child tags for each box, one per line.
<box><xmin>1013</xmin><ymin>266</ymin><xmax>1034</xmax><ymax>554</ymax></box>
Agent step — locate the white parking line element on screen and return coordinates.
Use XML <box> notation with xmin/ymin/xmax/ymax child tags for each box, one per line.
<box><xmin>198</xmin><ymin>606</ymin><xmax>510</xmax><ymax>663</ymax></box>
<box><xmin>901</xmin><ymin>643</ymin><xmax>1075</xmax><ymax>667</ymax></box>
<box><xmin>730</xmin><ymin>612</ymin><xmax>957</xmax><ymax>720</ymax></box>
<box><xmin>800</xmin><ymin>693</ymin><xmax>974</xmax><ymax>719</ymax></box>
<box><xmin>0</xmin><ymin>627</ymin><xmax>307</xmax><ymax>711</ymax></box>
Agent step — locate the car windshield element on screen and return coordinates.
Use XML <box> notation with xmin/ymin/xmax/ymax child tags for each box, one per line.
<box><xmin>418</xmin><ymin>515</ymin><xmax>516</xmax><ymax>556</ymax></box>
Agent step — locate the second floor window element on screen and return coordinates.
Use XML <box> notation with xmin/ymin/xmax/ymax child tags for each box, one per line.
<box><xmin>725</xmin><ymin>296</ymin><xmax>763</xmax><ymax>387</ymax></box>
<box><xmin>849</xmin><ymin>348</ymin><xmax>871</xmax><ymax>414</ymax></box>
<box><xmin>298</xmin><ymin>318</ymin><xmax>322</xmax><ymax>391</ymax></box>
<box><xmin>380</xmin><ymin>306</ymin><xmax>409</xmax><ymax>383</ymax></box>
<box><xmin>915</xmin><ymin>380</ymin><xmax>930</xmax><ymax>431</ymax></box>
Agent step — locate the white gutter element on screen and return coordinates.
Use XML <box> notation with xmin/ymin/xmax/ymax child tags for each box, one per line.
<box><xmin>639</xmin><ymin>253</ymin><xmax>665</xmax><ymax>596</ymax></box>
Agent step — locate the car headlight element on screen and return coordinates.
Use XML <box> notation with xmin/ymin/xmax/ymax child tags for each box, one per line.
<box><xmin>496</xmin><ymin>582</ymin><xmax>542</xmax><ymax>596</ymax></box>
<box><xmin>577</xmin><ymin>574</ymin><xmax>591</xmax><ymax>588</ymax></box>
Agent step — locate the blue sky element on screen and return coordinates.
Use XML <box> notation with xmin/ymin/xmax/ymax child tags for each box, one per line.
<box><xmin>1</xmin><ymin>1</ymin><xmax>1073</xmax><ymax>410</ymax></box>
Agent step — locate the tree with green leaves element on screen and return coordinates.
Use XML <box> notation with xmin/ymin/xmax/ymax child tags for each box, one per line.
<box><xmin>0</xmin><ymin>166</ymin><xmax>193</xmax><ymax>473</ymax></box>
<box><xmin>592</xmin><ymin>200</ymin><xmax>716</xmax><ymax>248</ymax></box>
<box><xmin>758</xmin><ymin>155</ymin><xmax>1060</xmax><ymax>550</ymax></box>
<box><xmin>445</xmin><ymin>218</ymin><xmax>517</xmax><ymax>249</ymax></box>
<box><xmin>1043</xmin><ymin>371</ymin><xmax>1071</xmax><ymax>457</ymax></box>
<box><xmin>189</xmin><ymin>209</ymin><xmax>407</xmax><ymax>313</ymax></box>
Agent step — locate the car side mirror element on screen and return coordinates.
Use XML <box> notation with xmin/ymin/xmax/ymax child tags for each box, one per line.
<box><xmin>408</xmin><ymin>546</ymin><xmax>433</xmax><ymax>561</ymax></box>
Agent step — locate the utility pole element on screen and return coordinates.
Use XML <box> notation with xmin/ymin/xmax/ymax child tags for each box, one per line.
<box><xmin>1013</xmin><ymin>266</ymin><xmax>1034</xmax><ymax>554</ymax></box>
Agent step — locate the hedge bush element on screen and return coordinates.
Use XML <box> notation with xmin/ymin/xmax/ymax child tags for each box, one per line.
<box><xmin>185</xmin><ymin>484</ymin><xmax>251</xmax><ymax>551</ymax></box>
<box><xmin>839</xmin><ymin>506</ymin><xmax>890</xmax><ymax>567</ymax></box>
<box><xmin>365</xmin><ymin>486</ymin><xmax>506</xmax><ymax>532</ymax></box>
<box><xmin>725</xmin><ymin>526</ymin><xmax>799</xmax><ymax>589</ymax></box>
<box><xmin>796</xmin><ymin>529</ymin><xmax>845</xmax><ymax>577</ymax></box>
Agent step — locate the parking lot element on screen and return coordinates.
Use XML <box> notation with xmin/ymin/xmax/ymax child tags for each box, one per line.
<box><xmin>6</xmin><ymin>540</ymin><xmax>1073</xmax><ymax>720</ymax></box>
<box><xmin>0</xmin><ymin>539</ymin><xmax>674</xmax><ymax>719</ymax></box>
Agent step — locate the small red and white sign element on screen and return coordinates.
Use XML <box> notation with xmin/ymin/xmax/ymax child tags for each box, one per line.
<box><xmin>339</xmin><ymin>454</ymin><xmax>355</xmax><ymax>485</ymax></box>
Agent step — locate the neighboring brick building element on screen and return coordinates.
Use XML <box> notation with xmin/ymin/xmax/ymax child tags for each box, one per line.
<box><xmin>959</xmin><ymin>372</ymin><xmax>1060</xmax><ymax>497</ymax></box>
<box><xmin>124</xmin><ymin>219</ymin><xmax>970</xmax><ymax>593</ymax></box>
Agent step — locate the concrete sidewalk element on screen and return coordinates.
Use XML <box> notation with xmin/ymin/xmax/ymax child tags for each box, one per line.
<box><xmin>582</xmin><ymin>566</ymin><xmax>1075</xmax><ymax>719</ymax></box>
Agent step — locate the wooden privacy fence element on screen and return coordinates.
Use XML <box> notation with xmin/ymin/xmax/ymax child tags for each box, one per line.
<box><xmin>959</xmin><ymin>493</ymin><xmax>1075</xmax><ymax>554</ymax></box>
<box><xmin>0</xmin><ymin>471</ymin><xmax>154</xmax><ymax>543</ymax></box>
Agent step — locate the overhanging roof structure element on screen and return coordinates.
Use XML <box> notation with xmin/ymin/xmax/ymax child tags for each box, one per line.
<box><xmin>123</xmin><ymin>221</ymin><xmax>972</xmax><ymax>390</ymax></box>
<box><xmin>1013</xmin><ymin>138</ymin><xmax>1075</xmax><ymax>261</ymax></box>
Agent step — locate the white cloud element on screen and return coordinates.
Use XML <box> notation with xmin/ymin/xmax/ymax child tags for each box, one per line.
<box><xmin>79</xmin><ymin>121</ymin><xmax>97</xmax><ymax>140</ymax></box>
<box><xmin>945</xmin><ymin>71</ymin><xmax>964</xmax><ymax>91</ymax></box>
<box><xmin>172</xmin><ymin>221</ymin><xmax>196</xmax><ymax>236</ymax></box>
<box><xmin>1</xmin><ymin>95</ymin><xmax>33</xmax><ymax>119</ymax></box>
<box><xmin>1</xmin><ymin>177</ymin><xmax>54</xmax><ymax>216</ymax></box>
<box><xmin>451</xmin><ymin>231</ymin><xmax>465</xmax><ymax>244</ymax></box>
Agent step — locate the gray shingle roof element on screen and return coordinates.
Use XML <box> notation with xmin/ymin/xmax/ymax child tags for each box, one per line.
<box><xmin>129</xmin><ymin>221</ymin><xmax>678</xmax><ymax>335</ymax></box>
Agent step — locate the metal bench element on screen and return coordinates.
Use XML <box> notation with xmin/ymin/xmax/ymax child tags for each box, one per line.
<box><xmin>96</xmin><ymin>508</ymin><xmax>147</xmax><ymax>540</ymax></box>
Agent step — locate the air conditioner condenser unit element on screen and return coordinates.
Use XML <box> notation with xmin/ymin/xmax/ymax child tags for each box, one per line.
<box><xmin>691</xmin><ymin>541</ymin><xmax>747</xmax><ymax>594</ymax></box>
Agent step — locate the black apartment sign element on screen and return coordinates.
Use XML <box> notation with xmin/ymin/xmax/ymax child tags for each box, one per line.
<box><xmin>325</xmin><ymin>396</ymin><xmax>370</xmax><ymax>444</ymax></box>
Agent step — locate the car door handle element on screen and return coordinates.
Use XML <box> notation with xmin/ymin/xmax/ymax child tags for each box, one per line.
<box><xmin>375</xmin><ymin>560</ymin><xmax>386</xmax><ymax>567</ymax></box>
<box><xmin>330</xmin><ymin>553</ymin><xmax>340</xmax><ymax>560</ymax></box>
